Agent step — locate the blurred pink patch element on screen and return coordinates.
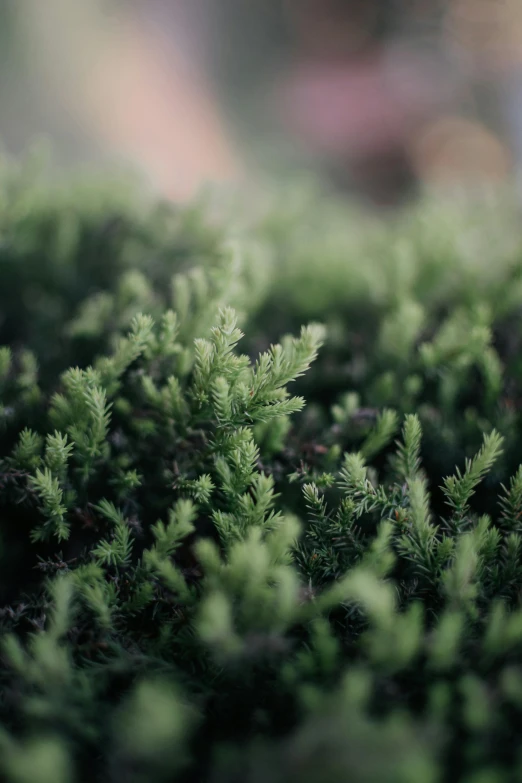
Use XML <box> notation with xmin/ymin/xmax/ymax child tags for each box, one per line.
<box><xmin>277</xmin><ymin>49</ymin><xmax>456</xmax><ymax>159</ymax></box>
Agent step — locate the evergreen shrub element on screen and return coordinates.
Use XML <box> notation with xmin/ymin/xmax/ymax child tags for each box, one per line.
<box><xmin>2</xmin><ymin>157</ymin><xmax>522</xmax><ymax>782</ymax></box>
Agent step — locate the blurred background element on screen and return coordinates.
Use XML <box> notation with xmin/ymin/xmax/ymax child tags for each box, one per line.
<box><xmin>1</xmin><ymin>0</ymin><xmax>522</xmax><ymax>206</ymax></box>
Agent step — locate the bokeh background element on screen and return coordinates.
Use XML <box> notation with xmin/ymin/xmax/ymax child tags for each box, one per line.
<box><xmin>1</xmin><ymin>0</ymin><xmax>522</xmax><ymax>205</ymax></box>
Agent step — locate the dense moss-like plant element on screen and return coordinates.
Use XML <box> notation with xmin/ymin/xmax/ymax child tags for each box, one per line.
<box><xmin>4</xmin><ymin>156</ymin><xmax>522</xmax><ymax>782</ymax></box>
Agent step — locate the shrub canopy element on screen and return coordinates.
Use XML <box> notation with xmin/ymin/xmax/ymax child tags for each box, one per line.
<box><xmin>2</xmin><ymin>157</ymin><xmax>522</xmax><ymax>782</ymax></box>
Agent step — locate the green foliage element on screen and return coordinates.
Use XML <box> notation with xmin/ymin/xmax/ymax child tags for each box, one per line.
<box><xmin>4</xmin><ymin>156</ymin><xmax>522</xmax><ymax>781</ymax></box>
